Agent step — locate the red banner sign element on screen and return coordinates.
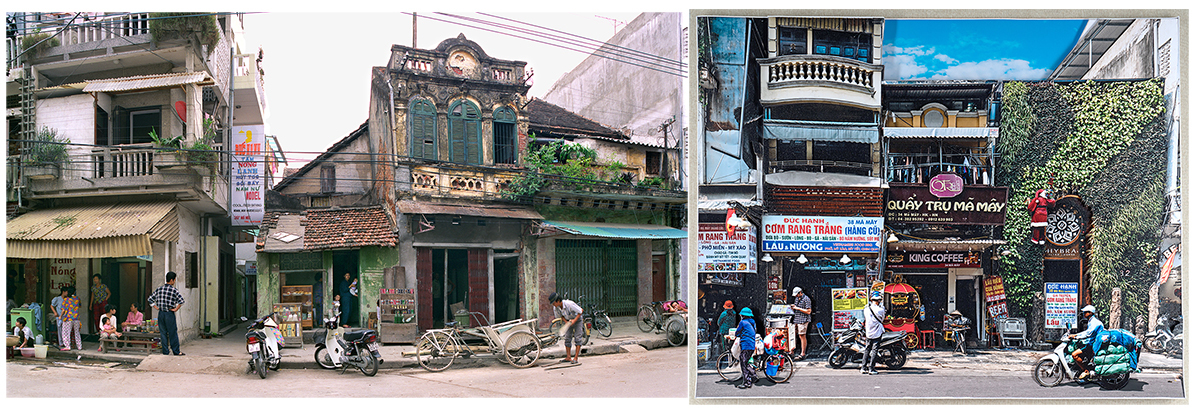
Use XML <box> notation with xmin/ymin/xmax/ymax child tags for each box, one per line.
<box><xmin>983</xmin><ymin>275</ymin><xmax>1006</xmax><ymax>303</ymax></box>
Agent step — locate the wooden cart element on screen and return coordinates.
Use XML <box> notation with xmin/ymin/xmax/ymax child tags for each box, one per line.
<box><xmin>411</xmin><ymin>312</ymin><xmax>559</xmax><ymax>372</ymax></box>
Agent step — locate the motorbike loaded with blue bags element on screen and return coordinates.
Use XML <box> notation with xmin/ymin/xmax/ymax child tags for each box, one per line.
<box><xmin>1032</xmin><ymin>328</ymin><xmax>1141</xmax><ymax>390</ymax></box>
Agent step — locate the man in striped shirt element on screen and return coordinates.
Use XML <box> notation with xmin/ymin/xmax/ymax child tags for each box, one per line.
<box><xmin>148</xmin><ymin>272</ymin><xmax>185</xmax><ymax>356</ymax></box>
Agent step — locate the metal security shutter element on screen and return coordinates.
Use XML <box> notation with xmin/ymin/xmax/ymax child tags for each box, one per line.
<box><xmin>555</xmin><ymin>239</ymin><xmax>639</xmax><ymax>316</ymax></box>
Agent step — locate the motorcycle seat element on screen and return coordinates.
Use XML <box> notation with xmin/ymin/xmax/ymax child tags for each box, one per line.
<box><xmin>344</xmin><ymin>329</ymin><xmax>374</xmax><ymax>342</ymax></box>
<box><xmin>881</xmin><ymin>331</ymin><xmax>905</xmax><ymax>340</ymax></box>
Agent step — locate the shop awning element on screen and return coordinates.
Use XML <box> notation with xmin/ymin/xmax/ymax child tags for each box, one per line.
<box><xmin>398</xmin><ymin>201</ymin><xmax>543</xmax><ymax>220</ymax></box>
<box><xmin>764</xmin><ymin>121</ymin><xmax>879</xmax><ymax>143</ymax></box>
<box><xmin>883</xmin><ymin>127</ymin><xmax>998</xmax><ymax>139</ymax></box>
<box><xmin>6</xmin><ymin>201</ymin><xmax>178</xmax><ymax>258</ymax></box>
<box><xmin>887</xmin><ymin>239</ymin><xmax>1006</xmax><ymax>252</ymax></box>
<box><xmin>765</xmin><ymin>170</ymin><xmax>887</xmax><ymax>188</ymax></box>
<box><xmin>539</xmin><ymin>220</ymin><xmax>686</xmax><ymax>240</ymax></box>
<box><xmin>83</xmin><ymin>71</ymin><xmax>213</xmax><ymax>93</ymax></box>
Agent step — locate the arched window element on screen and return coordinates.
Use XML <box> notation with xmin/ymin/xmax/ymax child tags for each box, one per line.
<box><xmin>448</xmin><ymin>100</ymin><xmax>481</xmax><ymax>164</ymax></box>
<box><xmin>409</xmin><ymin>99</ymin><xmax>437</xmax><ymax>159</ymax></box>
<box><xmin>493</xmin><ymin>107</ymin><xmax>517</xmax><ymax>165</ymax></box>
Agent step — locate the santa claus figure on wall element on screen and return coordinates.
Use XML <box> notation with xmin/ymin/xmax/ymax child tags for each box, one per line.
<box><xmin>1027</xmin><ymin>189</ymin><xmax>1056</xmax><ymax>245</ymax></box>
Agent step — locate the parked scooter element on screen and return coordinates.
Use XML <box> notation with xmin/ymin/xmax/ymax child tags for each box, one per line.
<box><xmin>246</xmin><ymin>314</ymin><xmax>283</xmax><ymax>379</ymax></box>
<box><xmin>313</xmin><ymin>317</ymin><xmax>383</xmax><ymax>376</ymax></box>
<box><xmin>827</xmin><ymin>319</ymin><xmax>908</xmax><ymax>370</ymax></box>
<box><xmin>1032</xmin><ymin>335</ymin><xmax>1133</xmax><ymax>390</ymax></box>
<box><xmin>1144</xmin><ymin>315</ymin><xmax>1183</xmax><ymax>355</ymax></box>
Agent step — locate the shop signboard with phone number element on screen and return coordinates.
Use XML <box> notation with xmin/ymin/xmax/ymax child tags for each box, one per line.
<box><xmin>762</xmin><ymin>215</ymin><xmax>882</xmax><ymax>253</ymax></box>
<box><xmin>697</xmin><ymin>223</ymin><xmax>757</xmax><ymax>273</ymax></box>
<box><xmin>1044</xmin><ymin>282</ymin><xmax>1078</xmax><ymax>329</ymax></box>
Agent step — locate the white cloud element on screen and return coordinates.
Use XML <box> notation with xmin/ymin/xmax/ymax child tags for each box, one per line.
<box><xmin>881</xmin><ymin>54</ymin><xmax>929</xmax><ymax>80</ymax></box>
<box><xmin>934</xmin><ymin>54</ymin><xmax>958</xmax><ymax>64</ymax></box>
<box><xmin>930</xmin><ymin>58</ymin><xmax>1051</xmax><ymax>80</ymax></box>
<box><xmin>882</xmin><ymin>44</ymin><xmax>935</xmax><ymax>56</ymax></box>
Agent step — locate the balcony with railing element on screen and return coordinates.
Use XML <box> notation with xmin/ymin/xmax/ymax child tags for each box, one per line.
<box><xmin>758</xmin><ymin>54</ymin><xmax>883</xmax><ymax>109</ymax></box>
<box><xmin>233</xmin><ymin>52</ymin><xmax>267</xmax><ymax>123</ymax></box>
<box><xmin>13</xmin><ymin>144</ymin><xmax>228</xmax><ymax>210</ymax></box>
<box><xmin>393</xmin><ymin>48</ymin><xmax>528</xmax><ymax>86</ymax></box>
<box><xmin>406</xmin><ymin>163</ymin><xmax>521</xmax><ymax>201</ymax></box>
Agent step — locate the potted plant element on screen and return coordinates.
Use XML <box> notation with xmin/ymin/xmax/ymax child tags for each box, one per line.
<box><xmin>25</xmin><ymin>127</ymin><xmax>70</xmax><ymax>180</ymax></box>
<box><xmin>150</xmin><ymin>129</ymin><xmax>186</xmax><ymax>170</ymax></box>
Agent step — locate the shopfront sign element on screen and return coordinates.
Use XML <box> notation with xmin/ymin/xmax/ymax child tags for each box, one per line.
<box><xmin>1044</xmin><ymin>282</ymin><xmax>1078</xmax><ymax>329</ymax></box>
<box><xmin>697</xmin><ymin>222</ymin><xmax>757</xmax><ymax>273</ymax></box>
<box><xmin>699</xmin><ymin>273</ymin><xmax>743</xmax><ymax>287</ymax></box>
<box><xmin>885</xmin><ymin>185</ymin><xmax>1009</xmax><ymax>225</ymax></box>
<box><xmin>885</xmin><ymin>251</ymin><xmax>981</xmax><ymax>268</ymax></box>
<box><xmin>1044</xmin><ymin>196</ymin><xmax>1091</xmax><ymax>260</ymax></box>
<box><xmin>983</xmin><ymin>275</ymin><xmax>1006</xmax><ymax>302</ymax></box>
<box><xmin>48</xmin><ymin>258</ymin><xmax>75</xmax><ymax>290</ymax></box>
<box><xmin>831</xmin><ymin>287</ymin><xmax>869</xmax><ymax>332</ymax></box>
<box><xmin>929</xmin><ymin>173</ymin><xmax>964</xmax><ymax>198</ymax></box>
<box><xmin>231</xmin><ymin>124</ymin><xmax>266</xmax><ymax>226</ymax></box>
<box><xmin>762</xmin><ymin>215</ymin><xmax>882</xmax><ymax>253</ymax></box>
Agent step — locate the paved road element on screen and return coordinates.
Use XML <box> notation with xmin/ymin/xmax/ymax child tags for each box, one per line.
<box><xmin>7</xmin><ymin>345</ymin><xmax>687</xmax><ymax>398</ymax></box>
<box><xmin>695</xmin><ymin>367</ymin><xmax>1185</xmax><ymax>399</ymax></box>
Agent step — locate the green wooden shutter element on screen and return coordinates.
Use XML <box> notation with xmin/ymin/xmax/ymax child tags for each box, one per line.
<box><xmin>410</xmin><ymin>99</ymin><xmax>437</xmax><ymax>159</ymax></box>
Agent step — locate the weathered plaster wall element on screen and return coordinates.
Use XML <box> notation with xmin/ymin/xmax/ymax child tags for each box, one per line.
<box><xmin>356</xmin><ymin>246</ymin><xmax>400</xmax><ymax>326</ymax></box>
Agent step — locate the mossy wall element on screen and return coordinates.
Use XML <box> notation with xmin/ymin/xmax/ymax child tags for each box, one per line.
<box><xmin>997</xmin><ymin>80</ymin><xmax>1167</xmax><ymax>328</ymax></box>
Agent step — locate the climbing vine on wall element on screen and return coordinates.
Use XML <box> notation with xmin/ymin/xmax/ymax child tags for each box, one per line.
<box><xmin>996</xmin><ymin>80</ymin><xmax>1166</xmax><ymax>329</ymax></box>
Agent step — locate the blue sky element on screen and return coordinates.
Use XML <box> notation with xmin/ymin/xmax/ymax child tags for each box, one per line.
<box><xmin>882</xmin><ymin>20</ymin><xmax>1087</xmax><ymax>81</ymax></box>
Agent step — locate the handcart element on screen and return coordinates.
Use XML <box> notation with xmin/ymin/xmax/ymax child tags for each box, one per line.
<box><xmin>412</xmin><ymin>312</ymin><xmax>559</xmax><ymax>372</ymax></box>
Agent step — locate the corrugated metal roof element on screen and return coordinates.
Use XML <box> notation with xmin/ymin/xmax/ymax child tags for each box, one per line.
<box><xmin>540</xmin><ymin>220</ymin><xmax>686</xmax><ymax>239</ymax></box>
<box><xmin>883</xmin><ymin>127</ymin><xmax>998</xmax><ymax>138</ymax></box>
<box><xmin>7</xmin><ymin>201</ymin><xmax>177</xmax><ymax>241</ymax></box>
<box><xmin>83</xmin><ymin>72</ymin><xmax>212</xmax><ymax>93</ymax></box>
<box><xmin>6</xmin><ymin>235</ymin><xmax>152</xmax><ymax>259</ymax></box>
<box><xmin>397</xmin><ymin>201</ymin><xmax>543</xmax><ymax>220</ymax></box>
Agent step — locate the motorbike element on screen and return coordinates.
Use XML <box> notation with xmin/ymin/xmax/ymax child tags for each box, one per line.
<box><xmin>1032</xmin><ymin>335</ymin><xmax>1132</xmax><ymax>390</ymax></box>
<box><xmin>827</xmin><ymin>319</ymin><xmax>908</xmax><ymax>370</ymax></box>
<box><xmin>1144</xmin><ymin>315</ymin><xmax>1183</xmax><ymax>355</ymax></box>
<box><xmin>313</xmin><ymin>316</ymin><xmax>383</xmax><ymax>376</ymax></box>
<box><xmin>246</xmin><ymin>314</ymin><xmax>283</xmax><ymax>379</ymax></box>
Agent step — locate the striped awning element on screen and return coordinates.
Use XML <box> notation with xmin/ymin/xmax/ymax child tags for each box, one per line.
<box><xmin>883</xmin><ymin>127</ymin><xmax>998</xmax><ymax>139</ymax></box>
<box><xmin>6</xmin><ymin>201</ymin><xmax>178</xmax><ymax>258</ymax></box>
<box><xmin>83</xmin><ymin>72</ymin><xmax>213</xmax><ymax>93</ymax></box>
<box><xmin>540</xmin><ymin>220</ymin><xmax>686</xmax><ymax>240</ymax></box>
<box><xmin>764</xmin><ymin>121</ymin><xmax>878</xmax><ymax>143</ymax></box>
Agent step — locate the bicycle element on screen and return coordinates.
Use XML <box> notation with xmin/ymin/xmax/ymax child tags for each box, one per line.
<box><xmin>548</xmin><ymin>297</ymin><xmax>613</xmax><ymax>346</ymax></box>
<box><xmin>636</xmin><ymin>301</ymin><xmax>687</xmax><ymax>347</ymax></box>
<box><xmin>714</xmin><ymin>335</ymin><xmax>794</xmax><ymax>383</ymax></box>
<box><xmin>415</xmin><ymin>312</ymin><xmax>549</xmax><ymax>372</ymax></box>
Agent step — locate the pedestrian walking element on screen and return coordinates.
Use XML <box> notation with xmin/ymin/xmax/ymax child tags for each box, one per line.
<box><xmin>149</xmin><ymin>272</ymin><xmax>185</xmax><ymax>356</ymax></box>
<box><xmin>90</xmin><ymin>274</ymin><xmax>110</xmax><ymax>334</ymax></box>
<box><xmin>735</xmin><ymin>307</ymin><xmax>757</xmax><ymax>389</ymax></box>
<box><xmin>790</xmin><ymin>287</ymin><xmax>812</xmax><ymax>359</ymax></box>
<box><xmin>716</xmin><ymin>300</ymin><xmax>738</xmax><ymax>353</ymax></box>
<box><xmin>861</xmin><ymin>294</ymin><xmax>886</xmax><ymax>375</ymax></box>
<box><xmin>59</xmin><ymin>287</ymin><xmax>83</xmax><ymax>351</ymax></box>
<box><xmin>549</xmin><ymin>292</ymin><xmax>584</xmax><ymax>364</ymax></box>
<box><xmin>50</xmin><ymin>287</ymin><xmax>67</xmax><ymax>345</ymax></box>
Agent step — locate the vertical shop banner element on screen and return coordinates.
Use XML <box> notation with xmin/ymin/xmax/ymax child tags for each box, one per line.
<box><xmin>697</xmin><ymin>223</ymin><xmax>757</xmax><ymax>273</ymax></box>
<box><xmin>762</xmin><ymin>215</ymin><xmax>882</xmax><ymax>253</ymax></box>
<box><xmin>1044</xmin><ymin>282</ymin><xmax>1078</xmax><ymax>329</ymax></box>
<box><xmin>831</xmin><ymin>287</ymin><xmax>869</xmax><ymax>332</ymax></box>
<box><xmin>983</xmin><ymin>275</ymin><xmax>1006</xmax><ymax>302</ymax></box>
<box><xmin>231</xmin><ymin>125</ymin><xmax>265</xmax><ymax>226</ymax></box>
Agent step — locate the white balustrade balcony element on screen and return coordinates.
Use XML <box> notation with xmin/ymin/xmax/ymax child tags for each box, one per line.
<box><xmin>759</xmin><ymin>54</ymin><xmax>883</xmax><ymax>110</ymax></box>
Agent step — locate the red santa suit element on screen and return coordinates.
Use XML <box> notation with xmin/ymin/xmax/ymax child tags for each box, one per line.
<box><xmin>1027</xmin><ymin>189</ymin><xmax>1055</xmax><ymax>245</ymax></box>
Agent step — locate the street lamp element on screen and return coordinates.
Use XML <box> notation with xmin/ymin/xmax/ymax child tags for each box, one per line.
<box><xmin>797</xmin><ymin>254</ymin><xmax>808</xmax><ymax>264</ymax></box>
<box><xmin>840</xmin><ymin>254</ymin><xmax>852</xmax><ymax>264</ymax></box>
<box><xmin>761</xmin><ymin>253</ymin><xmax>774</xmax><ymax>263</ymax></box>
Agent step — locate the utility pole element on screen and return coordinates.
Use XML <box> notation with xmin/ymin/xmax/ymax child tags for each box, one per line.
<box><xmin>412</xmin><ymin>13</ymin><xmax>418</xmax><ymax>48</ymax></box>
<box><xmin>659</xmin><ymin>116</ymin><xmax>675</xmax><ymax>185</ymax></box>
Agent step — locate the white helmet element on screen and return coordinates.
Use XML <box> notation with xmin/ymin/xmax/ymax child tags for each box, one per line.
<box><xmin>1081</xmin><ymin>305</ymin><xmax>1096</xmax><ymax>315</ymax></box>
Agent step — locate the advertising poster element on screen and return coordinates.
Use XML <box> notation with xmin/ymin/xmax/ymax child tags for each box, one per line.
<box><xmin>48</xmin><ymin>258</ymin><xmax>75</xmax><ymax>291</ymax></box>
<box><xmin>762</xmin><ymin>215</ymin><xmax>882</xmax><ymax>253</ymax></box>
<box><xmin>1044</xmin><ymin>282</ymin><xmax>1079</xmax><ymax>329</ymax></box>
<box><xmin>831</xmin><ymin>287</ymin><xmax>868</xmax><ymax>331</ymax></box>
<box><xmin>697</xmin><ymin>222</ymin><xmax>757</xmax><ymax>273</ymax></box>
<box><xmin>231</xmin><ymin>124</ymin><xmax>265</xmax><ymax>226</ymax></box>
<box><xmin>983</xmin><ymin>275</ymin><xmax>1007</xmax><ymax>302</ymax></box>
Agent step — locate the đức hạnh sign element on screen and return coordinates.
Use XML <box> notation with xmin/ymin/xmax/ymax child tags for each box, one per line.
<box><xmin>761</xmin><ymin>215</ymin><xmax>882</xmax><ymax>253</ymax></box>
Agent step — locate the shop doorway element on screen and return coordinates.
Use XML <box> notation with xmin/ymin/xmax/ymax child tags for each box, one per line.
<box><xmin>494</xmin><ymin>252</ymin><xmax>519</xmax><ymax>323</ymax></box>
<box><xmin>956</xmin><ymin>276</ymin><xmax>980</xmax><ymax>340</ymax></box>
<box><xmin>902</xmin><ymin>274</ymin><xmax>948</xmax><ymax>331</ymax></box>
<box><xmin>333</xmin><ymin>250</ymin><xmax>360</xmax><ymax>327</ymax></box>
<box><xmin>429</xmin><ymin>249</ymin><xmax>468</xmax><ymax>326</ymax></box>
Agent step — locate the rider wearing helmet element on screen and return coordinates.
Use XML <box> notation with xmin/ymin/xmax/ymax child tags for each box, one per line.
<box><xmin>1067</xmin><ymin>305</ymin><xmax>1105</xmax><ymax>379</ymax></box>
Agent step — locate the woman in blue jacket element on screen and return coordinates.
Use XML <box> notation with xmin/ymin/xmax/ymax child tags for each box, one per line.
<box><xmin>735</xmin><ymin>307</ymin><xmax>758</xmax><ymax>389</ymax></box>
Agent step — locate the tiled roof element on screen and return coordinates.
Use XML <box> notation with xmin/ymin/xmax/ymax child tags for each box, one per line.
<box><xmin>301</xmin><ymin>206</ymin><xmax>397</xmax><ymax>251</ymax></box>
<box><xmin>526</xmin><ymin>98</ymin><xmax>627</xmax><ymax>140</ymax></box>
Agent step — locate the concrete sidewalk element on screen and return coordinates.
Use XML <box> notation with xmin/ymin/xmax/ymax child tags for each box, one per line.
<box><xmin>36</xmin><ymin>316</ymin><xmax>676</xmax><ymax>375</ymax></box>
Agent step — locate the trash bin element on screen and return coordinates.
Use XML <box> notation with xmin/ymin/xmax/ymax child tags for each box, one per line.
<box><xmin>454</xmin><ymin>310</ymin><xmax>471</xmax><ymax>326</ymax></box>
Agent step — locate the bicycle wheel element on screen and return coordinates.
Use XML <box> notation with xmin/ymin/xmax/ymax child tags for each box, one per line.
<box><xmin>416</xmin><ymin>331</ymin><xmax>459</xmax><ymax>372</ymax></box>
<box><xmin>503</xmin><ymin>329</ymin><xmax>541</xmax><ymax>368</ymax></box>
<box><xmin>666</xmin><ymin>317</ymin><xmax>686</xmax><ymax>347</ymax></box>
<box><xmin>715</xmin><ymin>351</ymin><xmax>742</xmax><ymax>382</ymax></box>
<box><xmin>636</xmin><ymin>306</ymin><xmax>655</xmax><ymax>332</ymax></box>
<box><xmin>595</xmin><ymin>314</ymin><xmax>613</xmax><ymax>337</ymax></box>
<box><xmin>767</xmin><ymin>354</ymin><xmax>794</xmax><ymax>383</ymax></box>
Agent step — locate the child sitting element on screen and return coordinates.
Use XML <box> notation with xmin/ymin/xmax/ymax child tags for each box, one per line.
<box><xmin>98</xmin><ymin>304</ymin><xmax>122</xmax><ymax>351</ymax></box>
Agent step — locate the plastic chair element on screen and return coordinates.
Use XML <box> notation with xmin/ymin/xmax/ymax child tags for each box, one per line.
<box><xmin>811</xmin><ymin>322</ymin><xmax>834</xmax><ymax>352</ymax></box>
